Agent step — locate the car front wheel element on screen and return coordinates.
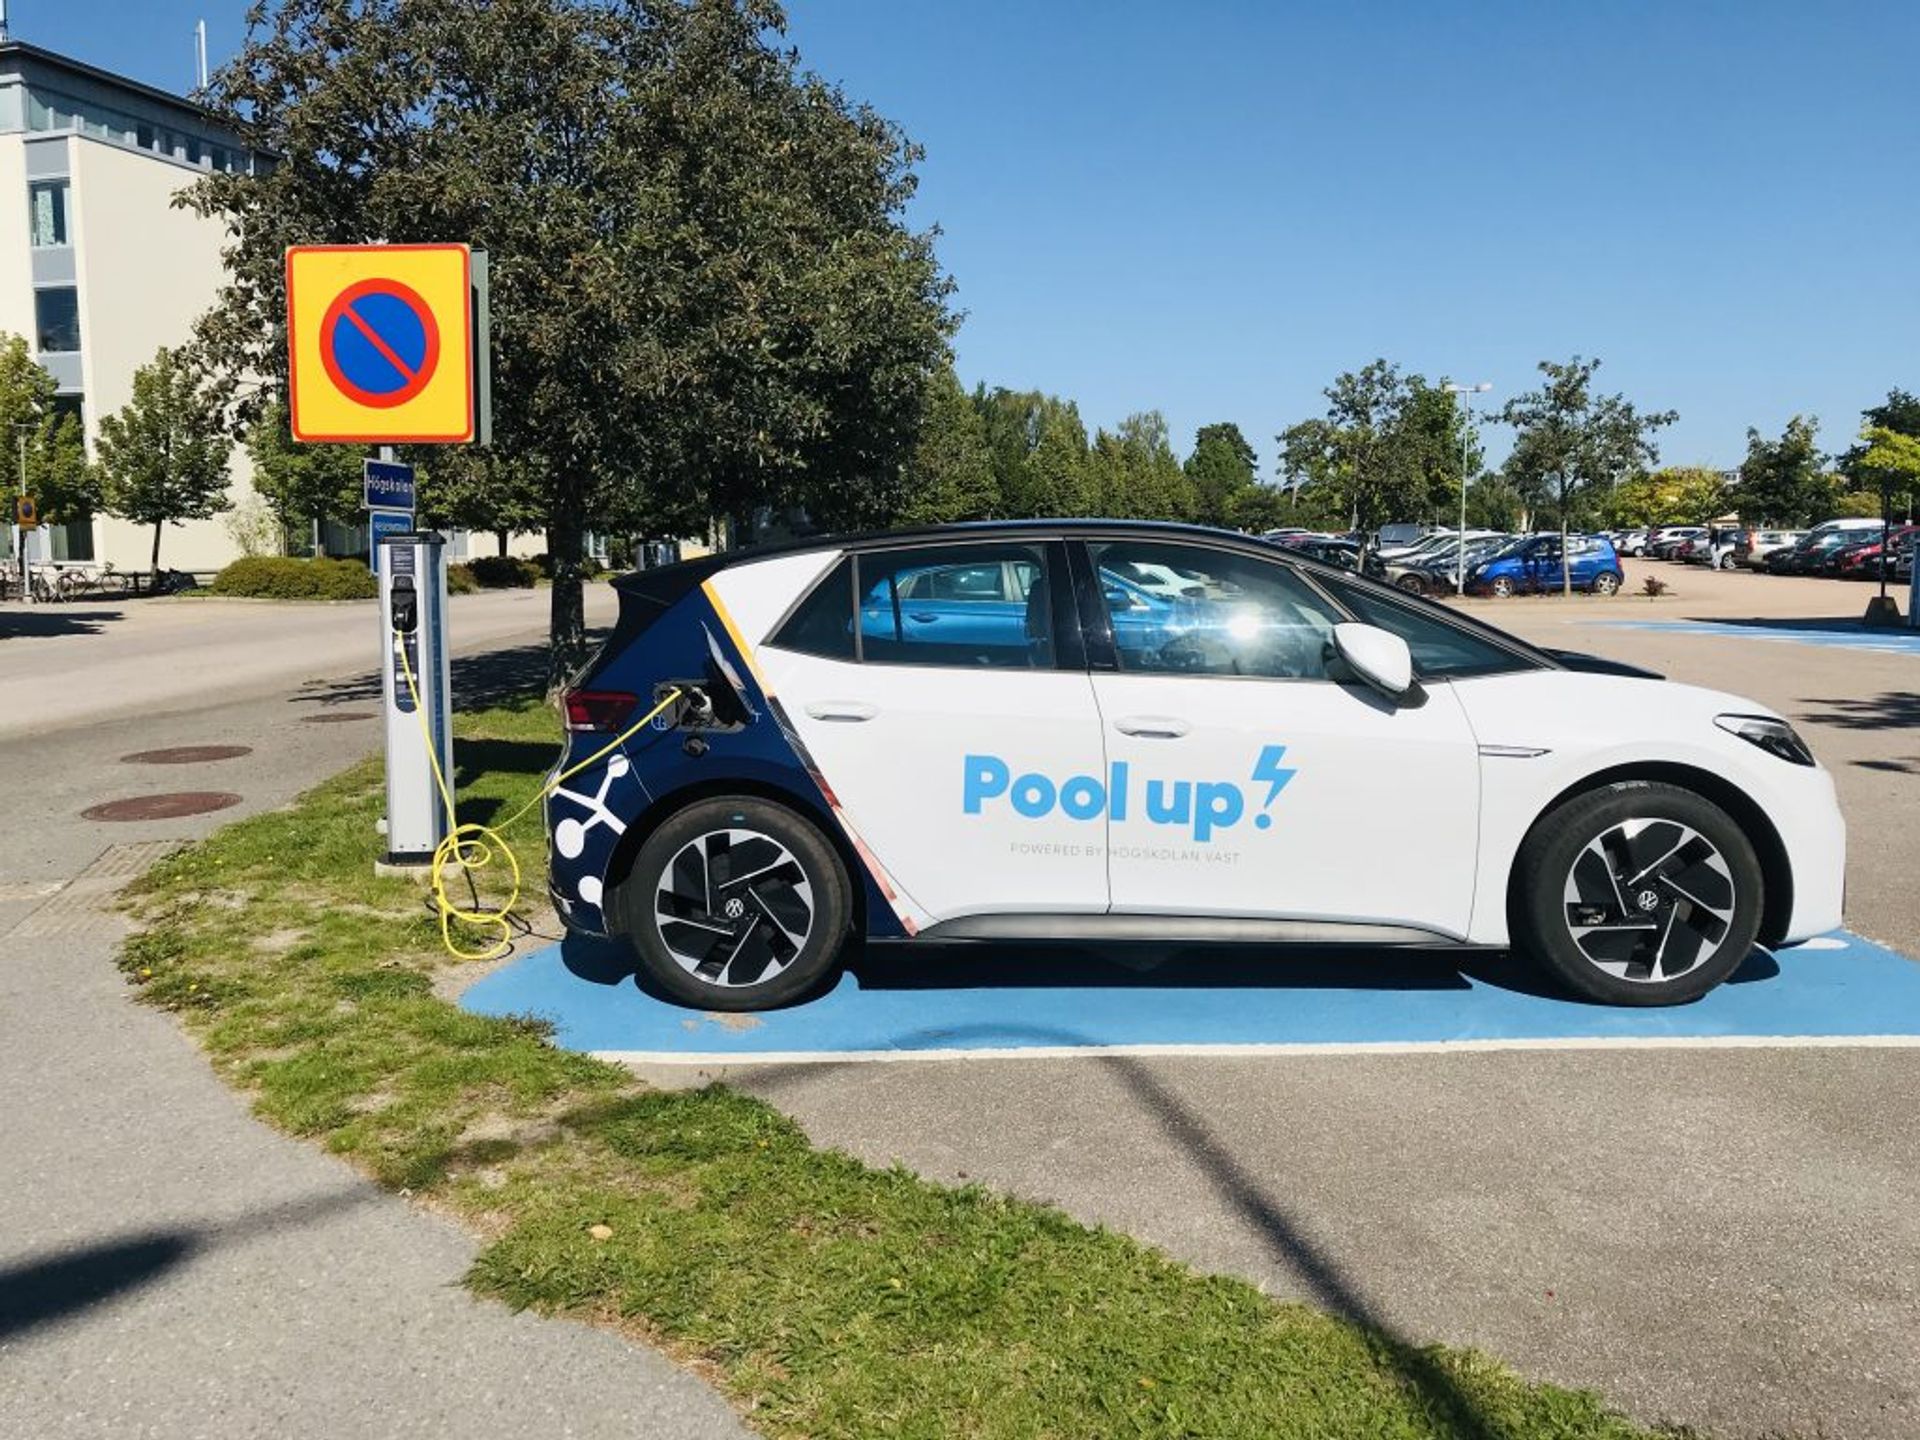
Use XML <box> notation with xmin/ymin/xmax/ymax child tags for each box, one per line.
<box><xmin>1488</xmin><ymin>576</ymin><xmax>1516</xmax><ymax>598</ymax></box>
<box><xmin>613</xmin><ymin>795</ymin><xmax>852</xmax><ymax>1011</ymax></box>
<box><xmin>1511</xmin><ymin>782</ymin><xmax>1763</xmax><ymax>1005</ymax></box>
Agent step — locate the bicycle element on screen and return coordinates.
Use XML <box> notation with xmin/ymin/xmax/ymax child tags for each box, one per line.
<box><xmin>49</xmin><ymin>562</ymin><xmax>131</xmax><ymax>601</ymax></box>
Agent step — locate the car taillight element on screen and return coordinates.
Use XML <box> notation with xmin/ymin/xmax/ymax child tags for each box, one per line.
<box><xmin>563</xmin><ymin>689</ymin><xmax>640</xmax><ymax>733</ymax></box>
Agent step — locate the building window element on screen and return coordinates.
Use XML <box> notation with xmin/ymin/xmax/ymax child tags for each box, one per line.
<box><xmin>34</xmin><ymin>288</ymin><xmax>81</xmax><ymax>354</ymax></box>
<box><xmin>29</xmin><ymin>181</ymin><xmax>70</xmax><ymax>247</ymax></box>
<box><xmin>51</xmin><ymin>515</ymin><xmax>96</xmax><ymax>563</ymax></box>
<box><xmin>137</xmin><ymin>120</ymin><xmax>156</xmax><ymax>150</ymax></box>
<box><xmin>184</xmin><ymin>135</ymin><xmax>203</xmax><ymax>165</ymax></box>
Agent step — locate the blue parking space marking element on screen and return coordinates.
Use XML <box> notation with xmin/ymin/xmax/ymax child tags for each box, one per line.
<box><xmin>1599</xmin><ymin>619</ymin><xmax>1920</xmax><ymax>657</ymax></box>
<box><xmin>460</xmin><ymin>931</ymin><xmax>1920</xmax><ymax>1063</ymax></box>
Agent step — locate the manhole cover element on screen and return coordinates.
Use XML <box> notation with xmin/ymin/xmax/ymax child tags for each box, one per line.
<box><xmin>82</xmin><ymin>793</ymin><xmax>243</xmax><ymax>822</ymax></box>
<box><xmin>301</xmin><ymin>711</ymin><xmax>376</xmax><ymax>724</ymax></box>
<box><xmin>121</xmin><ymin>745</ymin><xmax>254</xmax><ymax>765</ymax></box>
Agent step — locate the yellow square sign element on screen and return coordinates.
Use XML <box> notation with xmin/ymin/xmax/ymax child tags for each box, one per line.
<box><xmin>286</xmin><ymin>244</ymin><xmax>474</xmax><ymax>444</ymax></box>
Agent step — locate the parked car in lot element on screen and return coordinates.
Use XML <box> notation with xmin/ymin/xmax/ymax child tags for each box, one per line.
<box><xmin>1765</xmin><ymin>518</ymin><xmax>1888</xmax><ymax>575</ymax></box>
<box><xmin>1615</xmin><ymin>529</ymin><xmax>1652</xmax><ymax>557</ymax></box>
<box><xmin>1384</xmin><ymin>533</ymin><xmax>1514</xmax><ymax>595</ymax></box>
<box><xmin>551</xmin><ymin>519</ymin><xmax>1844</xmax><ymax>1012</ymax></box>
<box><xmin>1685</xmin><ymin>526</ymin><xmax>1743</xmax><ymax>569</ymax></box>
<box><xmin>1464</xmin><ymin>533</ymin><xmax>1626</xmax><ymax>597</ymax></box>
<box><xmin>1649</xmin><ymin>526</ymin><xmax>1707</xmax><ymax>559</ymax></box>
<box><xmin>1734</xmin><ymin>528</ymin><xmax>1806</xmax><ymax>569</ymax></box>
<box><xmin>1270</xmin><ymin>533</ymin><xmax>1363</xmax><ymax>570</ymax></box>
<box><xmin>1830</xmin><ymin>523</ymin><xmax>1914</xmax><ymax>579</ymax></box>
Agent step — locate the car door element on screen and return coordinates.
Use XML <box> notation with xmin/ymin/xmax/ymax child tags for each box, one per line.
<box><xmin>1075</xmin><ymin>537</ymin><xmax>1483</xmax><ymax>936</ymax></box>
<box><xmin>756</xmin><ymin>538</ymin><xmax>1110</xmax><ymax>927</ymax></box>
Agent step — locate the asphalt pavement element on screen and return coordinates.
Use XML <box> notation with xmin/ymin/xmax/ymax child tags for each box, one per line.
<box><xmin>0</xmin><ymin>586</ymin><xmax>749</xmax><ymax>1440</ymax></box>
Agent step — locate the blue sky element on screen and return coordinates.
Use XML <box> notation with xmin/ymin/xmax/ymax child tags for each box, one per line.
<box><xmin>20</xmin><ymin>0</ymin><xmax>1919</xmax><ymax>474</ymax></box>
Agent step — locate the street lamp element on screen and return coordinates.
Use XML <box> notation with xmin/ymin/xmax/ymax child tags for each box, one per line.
<box><xmin>1442</xmin><ymin>382</ymin><xmax>1493</xmax><ymax>594</ymax></box>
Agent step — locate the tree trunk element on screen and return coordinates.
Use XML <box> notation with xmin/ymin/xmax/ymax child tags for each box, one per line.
<box><xmin>547</xmin><ymin>501</ymin><xmax>588</xmax><ymax>692</ymax></box>
<box><xmin>150</xmin><ymin>520</ymin><xmax>164</xmax><ymax>585</ymax></box>
<box><xmin>495</xmin><ymin>528</ymin><xmax>508</xmax><ymax>557</ymax></box>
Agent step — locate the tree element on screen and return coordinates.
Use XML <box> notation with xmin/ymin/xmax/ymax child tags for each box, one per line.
<box><xmin>188</xmin><ymin>0</ymin><xmax>954</xmax><ymax>682</ymax></box>
<box><xmin>243</xmin><ymin>402</ymin><xmax>363</xmax><ymax>552</ymax></box>
<box><xmin>0</xmin><ymin>331</ymin><xmax>96</xmax><ymax>528</ymax></box>
<box><xmin>1607</xmin><ymin>465</ymin><xmax>1730</xmax><ymax>528</ymax></box>
<box><xmin>1736</xmin><ymin>416</ymin><xmax>1828</xmax><ymax>526</ymax></box>
<box><xmin>1184</xmin><ymin>422</ymin><xmax>1259</xmax><ymax>528</ymax></box>
<box><xmin>897</xmin><ymin>367</ymin><xmax>997</xmax><ymax>525</ymax></box>
<box><xmin>1464</xmin><ymin>471</ymin><xmax>1523</xmax><ymax>531</ymax></box>
<box><xmin>416</xmin><ymin>448</ymin><xmax>551</xmax><ymax>556</ymax></box>
<box><xmin>1839</xmin><ymin>391</ymin><xmax>1920</xmax><ymax>520</ymax></box>
<box><xmin>973</xmin><ymin>388</ymin><xmax>1090</xmax><ymax>517</ymax></box>
<box><xmin>1498</xmin><ymin>357</ymin><xmax>1676</xmax><ymax>593</ymax></box>
<box><xmin>95</xmin><ymin>347</ymin><xmax>232</xmax><ymax>581</ymax></box>
<box><xmin>1092</xmin><ymin>412</ymin><xmax>1191</xmax><ymax>520</ymax></box>
<box><xmin>1399</xmin><ymin>380</ymin><xmax>1484</xmax><ymax>525</ymax></box>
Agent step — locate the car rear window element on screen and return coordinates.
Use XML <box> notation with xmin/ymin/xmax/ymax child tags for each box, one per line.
<box><xmin>767</xmin><ymin>556</ymin><xmax>857</xmax><ymax>661</ymax></box>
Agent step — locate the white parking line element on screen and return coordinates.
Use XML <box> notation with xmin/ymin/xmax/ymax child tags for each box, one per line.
<box><xmin>593</xmin><ymin>1032</ymin><xmax>1920</xmax><ymax>1067</ymax></box>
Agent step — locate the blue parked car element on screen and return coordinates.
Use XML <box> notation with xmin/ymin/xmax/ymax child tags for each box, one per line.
<box><xmin>1465</xmin><ymin>534</ymin><xmax>1625</xmax><ymax>597</ymax></box>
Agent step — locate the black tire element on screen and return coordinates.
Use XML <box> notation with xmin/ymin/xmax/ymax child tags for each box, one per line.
<box><xmin>1511</xmin><ymin>781</ymin><xmax>1764</xmax><ymax>1005</ymax></box>
<box><xmin>1590</xmin><ymin>569</ymin><xmax>1622</xmax><ymax>596</ymax></box>
<box><xmin>612</xmin><ymin>795</ymin><xmax>852</xmax><ymax>1011</ymax></box>
<box><xmin>1488</xmin><ymin>576</ymin><xmax>1516</xmax><ymax>598</ymax></box>
<box><xmin>1394</xmin><ymin>573</ymin><xmax>1428</xmax><ymax>595</ymax></box>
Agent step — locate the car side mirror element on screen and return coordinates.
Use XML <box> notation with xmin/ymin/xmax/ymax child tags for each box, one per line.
<box><xmin>1331</xmin><ymin>622</ymin><xmax>1414</xmax><ymax>701</ymax></box>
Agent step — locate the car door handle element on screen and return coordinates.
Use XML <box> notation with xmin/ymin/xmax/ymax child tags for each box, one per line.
<box><xmin>805</xmin><ymin>700</ymin><xmax>879</xmax><ymax>723</ymax></box>
<box><xmin>1113</xmin><ymin>715</ymin><xmax>1190</xmax><ymax>739</ymax></box>
<box><xmin>907</xmin><ymin>612</ymin><xmax>939</xmax><ymax>623</ymax></box>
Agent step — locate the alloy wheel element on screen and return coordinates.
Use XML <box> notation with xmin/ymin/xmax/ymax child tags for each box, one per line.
<box><xmin>653</xmin><ymin>827</ymin><xmax>816</xmax><ymax>988</ymax></box>
<box><xmin>1561</xmin><ymin>818</ymin><xmax>1737</xmax><ymax>984</ymax></box>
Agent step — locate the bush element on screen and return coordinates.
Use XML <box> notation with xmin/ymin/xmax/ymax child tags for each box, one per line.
<box><xmin>461</xmin><ymin>554</ymin><xmax>540</xmax><ymax>589</ymax></box>
<box><xmin>531</xmin><ymin>551</ymin><xmax>608</xmax><ymax>580</ymax></box>
<box><xmin>210</xmin><ymin>556</ymin><xmax>376</xmax><ymax>600</ymax></box>
<box><xmin>446</xmin><ymin>563</ymin><xmax>481</xmax><ymax>595</ymax></box>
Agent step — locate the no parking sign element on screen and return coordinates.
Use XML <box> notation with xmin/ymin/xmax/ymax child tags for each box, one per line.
<box><xmin>286</xmin><ymin>243</ymin><xmax>478</xmax><ymax>444</ymax></box>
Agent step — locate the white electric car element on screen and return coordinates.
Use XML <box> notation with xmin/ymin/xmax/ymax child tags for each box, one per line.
<box><xmin>551</xmin><ymin>520</ymin><xmax>1847</xmax><ymax>1010</ymax></box>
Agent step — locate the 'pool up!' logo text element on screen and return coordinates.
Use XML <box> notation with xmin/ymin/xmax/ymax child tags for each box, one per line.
<box><xmin>963</xmin><ymin>745</ymin><xmax>1296</xmax><ymax>843</ymax></box>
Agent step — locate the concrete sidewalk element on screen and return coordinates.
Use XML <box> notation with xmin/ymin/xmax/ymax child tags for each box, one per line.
<box><xmin>0</xmin><ymin>658</ymin><xmax>745</xmax><ymax>1437</ymax></box>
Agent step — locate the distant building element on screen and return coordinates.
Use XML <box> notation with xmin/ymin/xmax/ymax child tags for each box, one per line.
<box><xmin>0</xmin><ymin>38</ymin><xmax>275</xmax><ymax>572</ymax></box>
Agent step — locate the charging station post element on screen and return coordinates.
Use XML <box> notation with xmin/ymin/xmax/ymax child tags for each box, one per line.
<box><xmin>377</xmin><ymin>531</ymin><xmax>454</xmax><ymax>865</ymax></box>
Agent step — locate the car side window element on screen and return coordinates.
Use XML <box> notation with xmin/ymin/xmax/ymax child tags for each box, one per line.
<box><xmin>856</xmin><ymin>543</ymin><xmax>1056</xmax><ymax>669</ymax></box>
<box><xmin>767</xmin><ymin>556</ymin><xmax>857</xmax><ymax>660</ymax></box>
<box><xmin>1319</xmin><ymin>576</ymin><xmax>1537</xmax><ymax>679</ymax></box>
<box><xmin>1089</xmin><ymin>541</ymin><xmax>1340</xmax><ymax>679</ymax></box>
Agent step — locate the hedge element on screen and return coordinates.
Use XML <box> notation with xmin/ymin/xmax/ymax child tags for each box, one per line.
<box><xmin>456</xmin><ymin>554</ymin><xmax>540</xmax><ymax>589</ymax></box>
<box><xmin>209</xmin><ymin>556</ymin><xmax>377</xmax><ymax>601</ymax></box>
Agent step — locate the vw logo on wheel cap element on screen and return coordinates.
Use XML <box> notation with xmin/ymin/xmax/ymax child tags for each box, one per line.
<box><xmin>1635</xmin><ymin>888</ymin><xmax>1661</xmax><ymax>912</ymax></box>
<box><xmin>722</xmin><ymin>897</ymin><xmax>747</xmax><ymax>920</ymax></box>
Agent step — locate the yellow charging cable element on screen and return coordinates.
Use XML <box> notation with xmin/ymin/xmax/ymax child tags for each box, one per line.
<box><xmin>393</xmin><ymin>630</ymin><xmax>682</xmax><ymax>960</ymax></box>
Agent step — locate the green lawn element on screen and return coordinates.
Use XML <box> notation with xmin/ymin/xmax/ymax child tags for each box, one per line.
<box><xmin>121</xmin><ymin>698</ymin><xmax>1691</xmax><ymax>1440</ymax></box>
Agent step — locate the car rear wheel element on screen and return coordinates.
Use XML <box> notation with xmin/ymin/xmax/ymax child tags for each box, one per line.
<box><xmin>1590</xmin><ymin>570</ymin><xmax>1622</xmax><ymax>596</ymax></box>
<box><xmin>1394</xmin><ymin>573</ymin><xmax>1428</xmax><ymax>595</ymax></box>
<box><xmin>614</xmin><ymin>796</ymin><xmax>852</xmax><ymax>1011</ymax></box>
<box><xmin>1512</xmin><ymin>782</ymin><xmax>1763</xmax><ymax>1005</ymax></box>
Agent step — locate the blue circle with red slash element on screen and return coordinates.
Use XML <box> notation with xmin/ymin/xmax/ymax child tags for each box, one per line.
<box><xmin>319</xmin><ymin>278</ymin><xmax>441</xmax><ymax>409</ymax></box>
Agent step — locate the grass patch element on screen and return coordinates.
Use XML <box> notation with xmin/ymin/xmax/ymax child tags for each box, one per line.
<box><xmin>122</xmin><ymin>698</ymin><xmax>1691</xmax><ymax>1439</ymax></box>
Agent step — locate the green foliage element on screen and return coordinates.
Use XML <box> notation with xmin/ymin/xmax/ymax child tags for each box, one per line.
<box><xmin>897</xmin><ymin>367</ymin><xmax>998</xmax><ymax>524</ymax></box>
<box><xmin>1847</xmin><ymin>422</ymin><xmax>1920</xmax><ymax>516</ymax></box>
<box><xmin>972</xmin><ymin>386</ymin><xmax>1098</xmax><ymax>516</ymax></box>
<box><xmin>1276</xmin><ymin>362</ymin><xmax>1482</xmax><ymax>532</ymax></box>
<box><xmin>1088</xmin><ymin>411</ymin><xmax>1193</xmax><ymax>520</ymax></box>
<box><xmin>1736</xmin><ymin>415</ymin><xmax>1829</xmax><ymax>526</ymax></box>
<box><xmin>461</xmin><ymin>554</ymin><xmax>541</xmax><ymax>589</ymax></box>
<box><xmin>95</xmin><ymin>346</ymin><xmax>233</xmax><ymax>575</ymax></box>
<box><xmin>243</xmin><ymin>401</ymin><xmax>364</xmax><ymax>545</ymax></box>
<box><xmin>1606</xmin><ymin>466</ymin><xmax>1729</xmax><ymax>528</ymax></box>
<box><xmin>1498</xmin><ymin>357</ymin><xmax>1676</xmax><ymax>590</ymax></box>
<box><xmin>189</xmin><ymin>0</ymin><xmax>955</xmax><ymax>681</ymax></box>
<box><xmin>210</xmin><ymin>555</ymin><xmax>376</xmax><ymax>600</ymax></box>
<box><xmin>120</xmin><ymin>700</ymin><xmax>1676</xmax><ymax>1440</ymax></box>
<box><xmin>1464</xmin><ymin>472</ymin><xmax>1524</xmax><ymax>530</ymax></box>
<box><xmin>445</xmin><ymin>563</ymin><xmax>481</xmax><ymax>595</ymax></box>
<box><xmin>0</xmin><ymin>330</ymin><xmax>96</xmax><ymax>523</ymax></box>
<box><xmin>1184</xmin><ymin>421</ymin><xmax>1259</xmax><ymax>528</ymax></box>
<box><xmin>1831</xmin><ymin>488</ymin><xmax>1887</xmax><ymax>519</ymax></box>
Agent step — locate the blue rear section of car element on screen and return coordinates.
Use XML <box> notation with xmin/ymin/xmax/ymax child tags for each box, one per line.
<box><xmin>546</xmin><ymin>578</ymin><xmax>907</xmax><ymax>942</ymax></box>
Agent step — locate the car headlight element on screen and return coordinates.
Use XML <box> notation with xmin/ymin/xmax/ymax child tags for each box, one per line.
<box><xmin>1715</xmin><ymin>713</ymin><xmax>1815</xmax><ymax>767</ymax></box>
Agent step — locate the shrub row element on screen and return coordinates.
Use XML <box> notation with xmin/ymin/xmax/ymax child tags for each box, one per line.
<box><xmin>209</xmin><ymin>556</ymin><xmax>377</xmax><ymax>600</ymax></box>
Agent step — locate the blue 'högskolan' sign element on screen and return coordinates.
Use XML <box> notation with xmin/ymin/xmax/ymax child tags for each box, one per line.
<box><xmin>363</xmin><ymin>459</ymin><xmax>416</xmax><ymax>512</ymax></box>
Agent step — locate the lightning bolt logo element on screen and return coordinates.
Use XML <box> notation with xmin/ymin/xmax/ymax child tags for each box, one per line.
<box><xmin>1251</xmin><ymin>744</ymin><xmax>1296</xmax><ymax>830</ymax></box>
